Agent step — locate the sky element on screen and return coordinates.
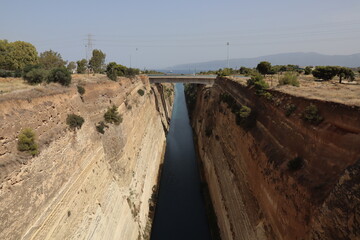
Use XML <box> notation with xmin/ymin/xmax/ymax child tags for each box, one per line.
<box><xmin>1</xmin><ymin>0</ymin><xmax>360</xmax><ymax>69</ymax></box>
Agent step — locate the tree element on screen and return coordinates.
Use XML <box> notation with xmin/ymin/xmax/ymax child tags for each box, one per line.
<box><xmin>106</xmin><ymin>62</ymin><xmax>132</xmax><ymax>80</ymax></box>
<box><xmin>67</xmin><ymin>61</ymin><xmax>76</xmax><ymax>73</ymax></box>
<box><xmin>337</xmin><ymin>67</ymin><xmax>355</xmax><ymax>83</ymax></box>
<box><xmin>48</xmin><ymin>67</ymin><xmax>72</xmax><ymax>86</ymax></box>
<box><xmin>39</xmin><ymin>50</ymin><xmax>66</xmax><ymax>70</ymax></box>
<box><xmin>312</xmin><ymin>66</ymin><xmax>354</xmax><ymax>83</ymax></box>
<box><xmin>89</xmin><ymin>49</ymin><xmax>106</xmax><ymax>73</ymax></box>
<box><xmin>76</xmin><ymin>59</ymin><xmax>87</xmax><ymax>73</ymax></box>
<box><xmin>23</xmin><ymin>68</ymin><xmax>48</xmax><ymax>85</ymax></box>
<box><xmin>304</xmin><ymin>66</ymin><xmax>312</xmax><ymax>75</ymax></box>
<box><xmin>0</xmin><ymin>40</ymin><xmax>38</xmax><ymax>70</ymax></box>
<box><xmin>312</xmin><ymin>66</ymin><xmax>338</xmax><ymax>81</ymax></box>
<box><xmin>256</xmin><ymin>61</ymin><xmax>272</xmax><ymax>76</ymax></box>
<box><xmin>239</xmin><ymin>66</ymin><xmax>254</xmax><ymax>76</ymax></box>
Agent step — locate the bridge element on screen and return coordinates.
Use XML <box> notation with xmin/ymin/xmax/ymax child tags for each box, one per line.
<box><xmin>148</xmin><ymin>75</ymin><xmax>216</xmax><ymax>85</ymax></box>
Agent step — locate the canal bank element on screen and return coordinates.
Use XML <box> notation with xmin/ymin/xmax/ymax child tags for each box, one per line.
<box><xmin>151</xmin><ymin>83</ymin><xmax>211</xmax><ymax>240</ymax></box>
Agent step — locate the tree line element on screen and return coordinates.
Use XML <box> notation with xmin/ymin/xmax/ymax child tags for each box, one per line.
<box><xmin>209</xmin><ymin>61</ymin><xmax>357</xmax><ymax>84</ymax></box>
<box><xmin>0</xmin><ymin>39</ymin><xmax>142</xmax><ymax>85</ymax></box>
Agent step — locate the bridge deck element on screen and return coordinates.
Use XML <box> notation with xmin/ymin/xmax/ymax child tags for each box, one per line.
<box><xmin>148</xmin><ymin>75</ymin><xmax>216</xmax><ymax>85</ymax></box>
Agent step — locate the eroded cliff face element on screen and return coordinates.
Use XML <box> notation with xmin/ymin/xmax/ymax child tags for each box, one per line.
<box><xmin>188</xmin><ymin>78</ymin><xmax>360</xmax><ymax>240</ymax></box>
<box><xmin>0</xmin><ymin>75</ymin><xmax>173</xmax><ymax>240</ymax></box>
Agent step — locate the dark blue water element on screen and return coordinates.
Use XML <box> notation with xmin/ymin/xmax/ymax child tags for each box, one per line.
<box><xmin>151</xmin><ymin>84</ymin><xmax>211</xmax><ymax>240</ymax></box>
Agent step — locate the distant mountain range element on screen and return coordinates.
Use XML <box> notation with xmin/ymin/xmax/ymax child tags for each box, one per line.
<box><xmin>168</xmin><ymin>52</ymin><xmax>360</xmax><ymax>71</ymax></box>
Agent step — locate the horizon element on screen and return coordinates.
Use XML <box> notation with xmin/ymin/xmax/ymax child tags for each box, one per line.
<box><xmin>1</xmin><ymin>0</ymin><xmax>360</xmax><ymax>69</ymax></box>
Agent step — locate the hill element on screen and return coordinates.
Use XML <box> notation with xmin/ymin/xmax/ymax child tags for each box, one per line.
<box><xmin>168</xmin><ymin>52</ymin><xmax>360</xmax><ymax>71</ymax></box>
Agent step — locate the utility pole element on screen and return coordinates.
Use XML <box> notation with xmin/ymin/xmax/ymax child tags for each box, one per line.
<box><xmin>227</xmin><ymin>42</ymin><xmax>230</xmax><ymax>69</ymax></box>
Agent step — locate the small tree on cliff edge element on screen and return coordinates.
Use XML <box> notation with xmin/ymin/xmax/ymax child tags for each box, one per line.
<box><xmin>89</xmin><ymin>49</ymin><xmax>106</xmax><ymax>73</ymax></box>
<box><xmin>256</xmin><ymin>61</ymin><xmax>272</xmax><ymax>76</ymax></box>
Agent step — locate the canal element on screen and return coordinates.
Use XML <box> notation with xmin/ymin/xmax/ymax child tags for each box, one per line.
<box><xmin>151</xmin><ymin>83</ymin><xmax>211</xmax><ymax>240</ymax></box>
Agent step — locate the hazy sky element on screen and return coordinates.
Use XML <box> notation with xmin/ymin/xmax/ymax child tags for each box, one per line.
<box><xmin>1</xmin><ymin>0</ymin><xmax>360</xmax><ymax>69</ymax></box>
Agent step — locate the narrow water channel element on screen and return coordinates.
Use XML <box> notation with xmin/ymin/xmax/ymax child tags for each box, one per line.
<box><xmin>151</xmin><ymin>83</ymin><xmax>211</xmax><ymax>240</ymax></box>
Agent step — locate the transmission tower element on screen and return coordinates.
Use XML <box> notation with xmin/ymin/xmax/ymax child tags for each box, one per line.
<box><xmin>86</xmin><ymin>34</ymin><xmax>93</xmax><ymax>62</ymax></box>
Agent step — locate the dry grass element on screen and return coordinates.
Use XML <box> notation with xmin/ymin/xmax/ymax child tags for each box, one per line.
<box><xmin>231</xmin><ymin>74</ymin><xmax>360</xmax><ymax>106</ymax></box>
<box><xmin>0</xmin><ymin>77</ymin><xmax>35</xmax><ymax>94</ymax></box>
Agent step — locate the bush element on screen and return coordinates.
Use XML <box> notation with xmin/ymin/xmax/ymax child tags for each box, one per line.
<box><xmin>235</xmin><ymin>105</ymin><xmax>256</xmax><ymax>129</ymax></box>
<box><xmin>17</xmin><ymin>128</ymin><xmax>39</xmax><ymax>156</ymax></box>
<box><xmin>304</xmin><ymin>66</ymin><xmax>312</xmax><ymax>75</ymax></box>
<box><xmin>66</xmin><ymin>114</ymin><xmax>85</xmax><ymax>130</ymax></box>
<box><xmin>77</xmin><ymin>85</ymin><xmax>85</xmax><ymax>95</ymax></box>
<box><xmin>96</xmin><ymin>121</ymin><xmax>108</xmax><ymax>134</ymax></box>
<box><xmin>219</xmin><ymin>93</ymin><xmax>256</xmax><ymax>129</ymax></box>
<box><xmin>48</xmin><ymin>67</ymin><xmax>72</xmax><ymax>86</ymax></box>
<box><xmin>137</xmin><ymin>89</ymin><xmax>145</xmax><ymax>96</ymax></box>
<box><xmin>279</xmin><ymin>72</ymin><xmax>299</xmax><ymax>87</ymax></box>
<box><xmin>125</xmin><ymin>68</ymin><xmax>140</xmax><ymax>78</ymax></box>
<box><xmin>312</xmin><ymin>66</ymin><xmax>338</xmax><ymax>81</ymax></box>
<box><xmin>285</xmin><ymin>104</ymin><xmax>297</xmax><ymax>117</ymax></box>
<box><xmin>23</xmin><ymin>68</ymin><xmax>48</xmax><ymax>84</ymax></box>
<box><xmin>104</xmin><ymin>105</ymin><xmax>122</xmax><ymax>125</ymax></box>
<box><xmin>0</xmin><ymin>69</ymin><xmax>14</xmax><ymax>78</ymax></box>
<box><xmin>247</xmin><ymin>73</ymin><xmax>269</xmax><ymax>95</ymax></box>
<box><xmin>287</xmin><ymin>157</ymin><xmax>303</xmax><ymax>171</ymax></box>
<box><xmin>302</xmin><ymin>104</ymin><xmax>323</xmax><ymax>125</ymax></box>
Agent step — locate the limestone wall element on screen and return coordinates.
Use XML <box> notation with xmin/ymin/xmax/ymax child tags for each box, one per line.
<box><xmin>0</xmin><ymin>75</ymin><xmax>173</xmax><ymax>240</ymax></box>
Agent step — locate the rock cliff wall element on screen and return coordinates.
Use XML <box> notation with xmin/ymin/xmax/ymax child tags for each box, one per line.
<box><xmin>188</xmin><ymin>78</ymin><xmax>360</xmax><ymax>240</ymax></box>
<box><xmin>0</xmin><ymin>75</ymin><xmax>173</xmax><ymax>240</ymax></box>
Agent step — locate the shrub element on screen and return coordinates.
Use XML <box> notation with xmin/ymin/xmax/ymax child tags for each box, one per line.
<box><xmin>23</xmin><ymin>68</ymin><xmax>48</xmax><ymax>85</ymax></box>
<box><xmin>125</xmin><ymin>68</ymin><xmax>140</xmax><ymax>78</ymax></box>
<box><xmin>96</xmin><ymin>121</ymin><xmax>108</xmax><ymax>134</ymax></box>
<box><xmin>48</xmin><ymin>67</ymin><xmax>72</xmax><ymax>86</ymax></box>
<box><xmin>247</xmin><ymin>73</ymin><xmax>269</xmax><ymax>95</ymax></box>
<box><xmin>285</xmin><ymin>104</ymin><xmax>297</xmax><ymax>117</ymax></box>
<box><xmin>304</xmin><ymin>66</ymin><xmax>312</xmax><ymax>75</ymax></box>
<box><xmin>287</xmin><ymin>157</ymin><xmax>303</xmax><ymax>171</ymax></box>
<box><xmin>279</xmin><ymin>72</ymin><xmax>299</xmax><ymax>87</ymax></box>
<box><xmin>302</xmin><ymin>104</ymin><xmax>323</xmax><ymax>125</ymax></box>
<box><xmin>104</xmin><ymin>105</ymin><xmax>122</xmax><ymax>125</ymax></box>
<box><xmin>0</xmin><ymin>70</ymin><xmax>10</xmax><ymax>78</ymax></box>
<box><xmin>137</xmin><ymin>89</ymin><xmax>145</xmax><ymax>96</ymax></box>
<box><xmin>312</xmin><ymin>66</ymin><xmax>338</xmax><ymax>81</ymax></box>
<box><xmin>66</xmin><ymin>114</ymin><xmax>85</xmax><ymax>130</ymax></box>
<box><xmin>77</xmin><ymin>85</ymin><xmax>85</xmax><ymax>95</ymax></box>
<box><xmin>235</xmin><ymin>106</ymin><xmax>256</xmax><ymax>129</ymax></box>
<box><xmin>17</xmin><ymin>128</ymin><xmax>39</xmax><ymax>156</ymax></box>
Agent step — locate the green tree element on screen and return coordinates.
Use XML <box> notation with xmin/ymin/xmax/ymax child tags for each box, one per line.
<box><xmin>0</xmin><ymin>40</ymin><xmax>38</xmax><ymax>70</ymax></box>
<box><xmin>76</xmin><ymin>59</ymin><xmax>87</xmax><ymax>74</ymax></box>
<box><xmin>337</xmin><ymin>67</ymin><xmax>355</xmax><ymax>83</ymax></box>
<box><xmin>239</xmin><ymin>66</ymin><xmax>254</xmax><ymax>76</ymax></box>
<box><xmin>89</xmin><ymin>49</ymin><xmax>106</xmax><ymax>73</ymax></box>
<box><xmin>67</xmin><ymin>61</ymin><xmax>76</xmax><ymax>73</ymax></box>
<box><xmin>48</xmin><ymin>67</ymin><xmax>72</xmax><ymax>86</ymax></box>
<box><xmin>39</xmin><ymin>50</ymin><xmax>66</xmax><ymax>70</ymax></box>
<box><xmin>304</xmin><ymin>66</ymin><xmax>312</xmax><ymax>75</ymax></box>
<box><xmin>23</xmin><ymin>68</ymin><xmax>49</xmax><ymax>85</ymax></box>
<box><xmin>312</xmin><ymin>66</ymin><xmax>338</xmax><ymax>81</ymax></box>
<box><xmin>256</xmin><ymin>61</ymin><xmax>272</xmax><ymax>76</ymax></box>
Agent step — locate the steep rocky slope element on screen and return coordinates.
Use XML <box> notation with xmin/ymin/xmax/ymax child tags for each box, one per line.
<box><xmin>187</xmin><ymin>78</ymin><xmax>360</xmax><ymax>240</ymax></box>
<box><xmin>0</xmin><ymin>75</ymin><xmax>173</xmax><ymax>240</ymax></box>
